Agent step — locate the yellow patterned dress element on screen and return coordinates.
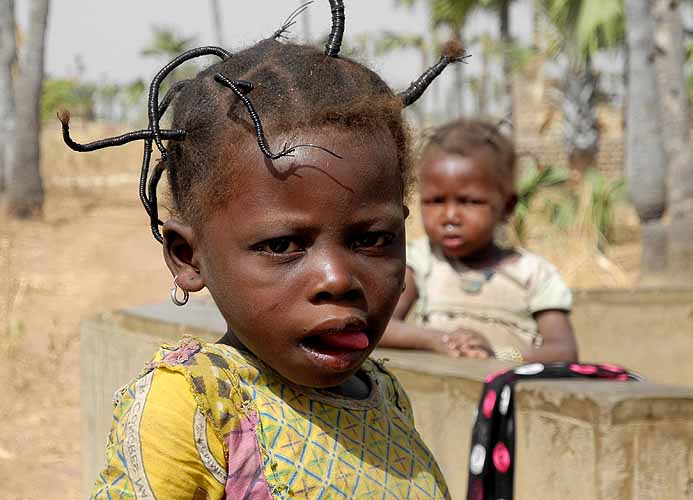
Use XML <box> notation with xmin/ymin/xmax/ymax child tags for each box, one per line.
<box><xmin>91</xmin><ymin>337</ymin><xmax>450</xmax><ymax>499</ymax></box>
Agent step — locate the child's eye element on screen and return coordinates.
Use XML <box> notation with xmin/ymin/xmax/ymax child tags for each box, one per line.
<box><xmin>459</xmin><ymin>197</ymin><xmax>486</xmax><ymax>205</ymax></box>
<box><xmin>423</xmin><ymin>196</ymin><xmax>445</xmax><ymax>205</ymax></box>
<box><xmin>254</xmin><ymin>237</ymin><xmax>303</xmax><ymax>255</ymax></box>
<box><xmin>353</xmin><ymin>232</ymin><xmax>394</xmax><ymax>249</ymax></box>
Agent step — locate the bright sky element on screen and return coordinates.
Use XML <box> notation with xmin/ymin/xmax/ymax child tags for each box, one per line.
<box><xmin>16</xmin><ymin>0</ymin><xmax>427</xmax><ymax>87</ymax></box>
<box><xmin>15</xmin><ymin>0</ymin><xmax>533</xmax><ymax>89</ymax></box>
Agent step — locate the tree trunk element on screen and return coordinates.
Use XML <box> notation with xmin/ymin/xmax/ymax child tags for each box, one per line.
<box><xmin>624</xmin><ymin>0</ymin><xmax>668</xmax><ymax>276</ymax></box>
<box><xmin>0</xmin><ymin>0</ymin><xmax>16</xmax><ymax>194</ymax></box>
<box><xmin>300</xmin><ymin>0</ymin><xmax>312</xmax><ymax>44</ymax></box>
<box><xmin>498</xmin><ymin>0</ymin><xmax>513</xmax><ymax>125</ymax></box>
<box><xmin>453</xmin><ymin>29</ymin><xmax>465</xmax><ymax>118</ymax></box>
<box><xmin>7</xmin><ymin>0</ymin><xmax>49</xmax><ymax>217</ymax></box>
<box><xmin>209</xmin><ymin>0</ymin><xmax>224</xmax><ymax>47</ymax></box>
<box><xmin>654</xmin><ymin>0</ymin><xmax>693</xmax><ymax>282</ymax></box>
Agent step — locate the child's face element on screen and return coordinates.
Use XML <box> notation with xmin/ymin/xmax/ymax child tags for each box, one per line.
<box><xmin>419</xmin><ymin>149</ymin><xmax>513</xmax><ymax>259</ymax></box>
<box><xmin>168</xmin><ymin>127</ymin><xmax>407</xmax><ymax>388</ymax></box>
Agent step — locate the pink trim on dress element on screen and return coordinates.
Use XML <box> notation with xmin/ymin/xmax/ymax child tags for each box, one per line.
<box><xmin>225</xmin><ymin>411</ymin><xmax>273</xmax><ymax>500</ymax></box>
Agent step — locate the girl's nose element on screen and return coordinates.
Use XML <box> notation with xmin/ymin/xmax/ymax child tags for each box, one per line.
<box><xmin>309</xmin><ymin>251</ymin><xmax>362</xmax><ymax>303</ymax></box>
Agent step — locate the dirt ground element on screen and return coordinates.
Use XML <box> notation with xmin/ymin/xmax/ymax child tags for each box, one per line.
<box><xmin>0</xmin><ymin>123</ymin><xmax>641</xmax><ymax>499</ymax></box>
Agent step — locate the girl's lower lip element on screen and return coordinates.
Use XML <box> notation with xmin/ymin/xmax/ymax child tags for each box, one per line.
<box><xmin>299</xmin><ymin>332</ymin><xmax>370</xmax><ymax>371</ymax></box>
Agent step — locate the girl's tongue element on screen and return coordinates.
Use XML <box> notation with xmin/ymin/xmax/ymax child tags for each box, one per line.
<box><xmin>313</xmin><ymin>331</ymin><xmax>370</xmax><ymax>351</ymax></box>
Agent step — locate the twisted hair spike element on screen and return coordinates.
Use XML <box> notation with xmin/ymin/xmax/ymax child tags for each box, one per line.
<box><xmin>213</xmin><ymin>72</ymin><xmax>342</xmax><ymax>160</ymax></box>
<box><xmin>399</xmin><ymin>40</ymin><xmax>470</xmax><ymax>108</ymax></box>
<box><xmin>139</xmin><ymin>139</ymin><xmax>155</xmax><ymax>215</ymax></box>
<box><xmin>148</xmin><ymin>46</ymin><xmax>230</xmax><ymax>160</ymax></box>
<box><xmin>147</xmin><ymin>160</ymin><xmax>167</xmax><ymax>243</ymax></box>
<box><xmin>57</xmin><ymin>110</ymin><xmax>185</xmax><ymax>152</ymax></box>
<box><xmin>273</xmin><ymin>1</ymin><xmax>314</xmax><ymax>40</ymax></box>
<box><xmin>325</xmin><ymin>0</ymin><xmax>345</xmax><ymax>57</ymax></box>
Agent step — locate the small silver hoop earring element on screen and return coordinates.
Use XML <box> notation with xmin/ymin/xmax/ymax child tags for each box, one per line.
<box><xmin>170</xmin><ymin>275</ymin><xmax>189</xmax><ymax>306</ymax></box>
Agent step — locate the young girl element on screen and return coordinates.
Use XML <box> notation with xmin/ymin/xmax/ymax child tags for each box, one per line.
<box><xmin>61</xmin><ymin>2</ymin><xmax>467</xmax><ymax>498</ymax></box>
<box><xmin>380</xmin><ymin>119</ymin><xmax>578</xmax><ymax>363</ymax></box>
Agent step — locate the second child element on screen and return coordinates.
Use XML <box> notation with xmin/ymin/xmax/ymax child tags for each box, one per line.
<box><xmin>381</xmin><ymin>119</ymin><xmax>578</xmax><ymax>363</ymax></box>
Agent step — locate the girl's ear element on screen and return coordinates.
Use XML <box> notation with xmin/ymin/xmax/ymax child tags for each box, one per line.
<box><xmin>162</xmin><ymin>220</ymin><xmax>205</xmax><ymax>292</ymax></box>
<box><xmin>502</xmin><ymin>194</ymin><xmax>518</xmax><ymax>222</ymax></box>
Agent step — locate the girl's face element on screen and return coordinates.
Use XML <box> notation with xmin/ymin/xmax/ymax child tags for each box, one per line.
<box><xmin>165</xmin><ymin>127</ymin><xmax>407</xmax><ymax>388</ymax></box>
<box><xmin>419</xmin><ymin>149</ymin><xmax>514</xmax><ymax>259</ymax></box>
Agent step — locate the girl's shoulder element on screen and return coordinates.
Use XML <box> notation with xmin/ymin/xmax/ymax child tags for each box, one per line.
<box><xmin>114</xmin><ymin>337</ymin><xmax>254</xmax><ymax>438</ymax></box>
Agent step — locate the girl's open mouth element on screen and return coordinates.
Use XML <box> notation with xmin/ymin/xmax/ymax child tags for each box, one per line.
<box><xmin>306</xmin><ymin>331</ymin><xmax>370</xmax><ymax>350</ymax></box>
<box><xmin>299</xmin><ymin>331</ymin><xmax>370</xmax><ymax>371</ymax></box>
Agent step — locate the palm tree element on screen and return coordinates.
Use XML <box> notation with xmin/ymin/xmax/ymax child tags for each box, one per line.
<box><xmin>141</xmin><ymin>26</ymin><xmax>197</xmax><ymax>95</ymax></box>
<box><xmin>624</xmin><ymin>0</ymin><xmax>667</xmax><ymax>275</ymax></box>
<box><xmin>7</xmin><ymin>0</ymin><xmax>49</xmax><ymax>218</ymax></box>
<box><xmin>539</xmin><ymin>0</ymin><xmax>624</xmax><ymax>173</ymax></box>
<box><xmin>479</xmin><ymin>0</ymin><xmax>515</xmax><ymax>120</ymax></box>
<box><xmin>0</xmin><ymin>0</ymin><xmax>16</xmax><ymax>194</ymax></box>
<box><xmin>141</xmin><ymin>26</ymin><xmax>196</xmax><ymax>61</ymax></box>
<box><xmin>653</xmin><ymin>0</ymin><xmax>693</xmax><ymax>281</ymax></box>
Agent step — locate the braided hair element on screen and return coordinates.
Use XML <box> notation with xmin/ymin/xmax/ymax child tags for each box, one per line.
<box><xmin>59</xmin><ymin>0</ymin><xmax>468</xmax><ymax>243</ymax></box>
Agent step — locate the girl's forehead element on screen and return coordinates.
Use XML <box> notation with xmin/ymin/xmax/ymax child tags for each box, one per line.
<box><xmin>224</xmin><ymin>126</ymin><xmax>401</xmax><ymax>189</ymax></box>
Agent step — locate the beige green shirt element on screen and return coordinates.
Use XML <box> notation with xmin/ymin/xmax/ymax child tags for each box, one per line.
<box><xmin>406</xmin><ymin>237</ymin><xmax>572</xmax><ymax>351</ymax></box>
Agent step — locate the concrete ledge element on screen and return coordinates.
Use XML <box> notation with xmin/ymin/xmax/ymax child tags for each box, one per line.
<box><xmin>571</xmin><ymin>288</ymin><xmax>693</xmax><ymax>386</ymax></box>
<box><xmin>82</xmin><ymin>297</ymin><xmax>693</xmax><ymax>499</ymax></box>
<box><xmin>514</xmin><ymin>380</ymin><xmax>693</xmax><ymax>500</ymax></box>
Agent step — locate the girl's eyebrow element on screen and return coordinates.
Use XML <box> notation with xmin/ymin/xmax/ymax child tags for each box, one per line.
<box><xmin>348</xmin><ymin>212</ymin><xmax>403</xmax><ymax>228</ymax></box>
<box><xmin>245</xmin><ymin>205</ymin><xmax>403</xmax><ymax>234</ymax></box>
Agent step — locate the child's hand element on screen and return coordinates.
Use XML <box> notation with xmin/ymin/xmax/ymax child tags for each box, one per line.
<box><xmin>448</xmin><ymin>329</ymin><xmax>494</xmax><ymax>359</ymax></box>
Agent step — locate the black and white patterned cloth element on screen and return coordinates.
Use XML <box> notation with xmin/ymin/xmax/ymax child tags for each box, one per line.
<box><xmin>466</xmin><ymin>362</ymin><xmax>641</xmax><ymax>500</ymax></box>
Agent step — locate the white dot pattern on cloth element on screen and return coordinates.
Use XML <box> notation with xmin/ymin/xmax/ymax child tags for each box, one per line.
<box><xmin>470</xmin><ymin>444</ymin><xmax>486</xmax><ymax>475</ymax></box>
<box><xmin>499</xmin><ymin>385</ymin><xmax>511</xmax><ymax>415</ymax></box>
<box><xmin>514</xmin><ymin>363</ymin><xmax>545</xmax><ymax>375</ymax></box>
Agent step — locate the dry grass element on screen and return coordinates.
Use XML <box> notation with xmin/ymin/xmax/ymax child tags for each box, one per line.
<box><xmin>1</xmin><ymin>121</ymin><xmax>170</xmax><ymax>500</ymax></box>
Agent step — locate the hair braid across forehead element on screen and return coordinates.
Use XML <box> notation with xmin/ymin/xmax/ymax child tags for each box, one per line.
<box><xmin>59</xmin><ymin>1</ymin><xmax>467</xmax><ymax>243</ymax></box>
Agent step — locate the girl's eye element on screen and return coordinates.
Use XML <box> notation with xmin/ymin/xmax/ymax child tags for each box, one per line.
<box><xmin>353</xmin><ymin>232</ymin><xmax>394</xmax><ymax>249</ymax></box>
<box><xmin>254</xmin><ymin>237</ymin><xmax>302</xmax><ymax>255</ymax></box>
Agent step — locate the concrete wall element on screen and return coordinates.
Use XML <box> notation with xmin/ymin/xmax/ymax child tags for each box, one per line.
<box><xmin>82</xmin><ymin>293</ymin><xmax>693</xmax><ymax>499</ymax></box>
<box><xmin>571</xmin><ymin>288</ymin><xmax>693</xmax><ymax>386</ymax></box>
<box><xmin>515</xmin><ymin>381</ymin><xmax>693</xmax><ymax>500</ymax></box>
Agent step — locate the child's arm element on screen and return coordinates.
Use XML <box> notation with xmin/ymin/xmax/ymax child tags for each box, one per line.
<box><xmin>450</xmin><ymin>311</ymin><xmax>578</xmax><ymax>363</ymax></box>
<box><xmin>379</xmin><ymin>267</ymin><xmax>462</xmax><ymax>355</ymax></box>
<box><xmin>522</xmin><ymin>309</ymin><xmax>578</xmax><ymax>362</ymax></box>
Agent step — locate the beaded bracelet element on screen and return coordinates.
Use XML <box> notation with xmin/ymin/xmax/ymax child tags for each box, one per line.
<box><xmin>493</xmin><ymin>346</ymin><xmax>524</xmax><ymax>363</ymax></box>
